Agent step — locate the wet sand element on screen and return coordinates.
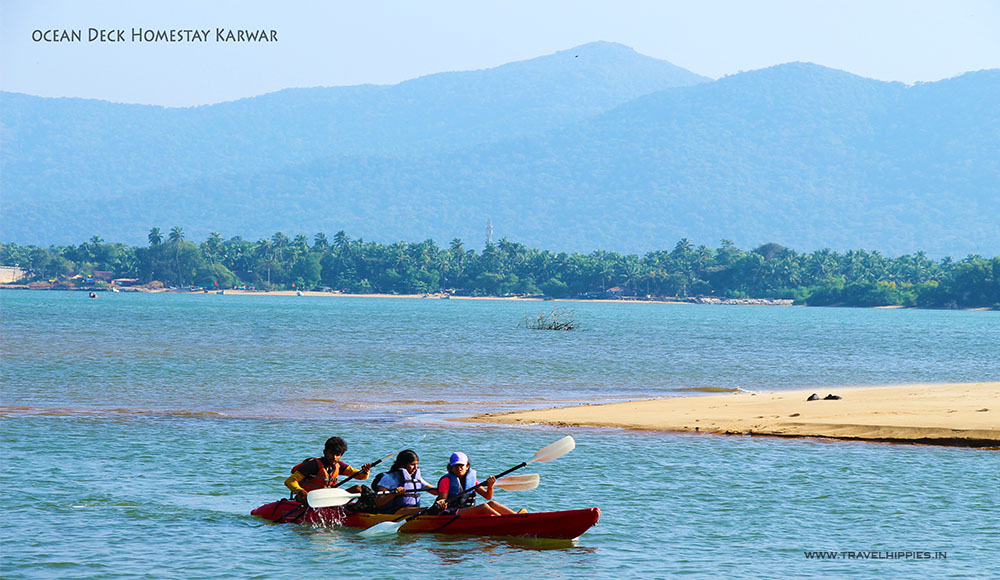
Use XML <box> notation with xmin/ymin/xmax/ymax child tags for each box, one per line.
<box><xmin>460</xmin><ymin>383</ymin><xmax>1000</xmax><ymax>447</ymax></box>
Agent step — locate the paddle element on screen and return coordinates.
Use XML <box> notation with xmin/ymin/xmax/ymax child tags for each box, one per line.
<box><xmin>330</xmin><ymin>434</ymin><xmax>426</xmax><ymax>489</ymax></box>
<box><xmin>359</xmin><ymin>436</ymin><xmax>575</xmax><ymax>537</ymax></box>
<box><xmin>308</xmin><ymin>474</ymin><xmax>541</xmax><ymax>508</ymax></box>
<box><xmin>484</xmin><ymin>473</ymin><xmax>540</xmax><ymax>491</ymax></box>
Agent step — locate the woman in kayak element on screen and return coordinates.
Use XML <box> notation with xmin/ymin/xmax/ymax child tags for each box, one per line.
<box><xmin>374</xmin><ymin>449</ymin><xmax>434</xmax><ymax>515</ymax></box>
<box><xmin>285</xmin><ymin>436</ymin><xmax>372</xmax><ymax>503</ymax></box>
<box><xmin>433</xmin><ymin>451</ymin><xmax>518</xmax><ymax>516</ymax></box>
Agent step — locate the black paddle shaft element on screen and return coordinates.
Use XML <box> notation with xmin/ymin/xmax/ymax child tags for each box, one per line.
<box><xmin>452</xmin><ymin>461</ymin><xmax>528</xmax><ymax>503</ymax></box>
<box><xmin>332</xmin><ymin>457</ymin><xmax>385</xmax><ymax>488</ymax></box>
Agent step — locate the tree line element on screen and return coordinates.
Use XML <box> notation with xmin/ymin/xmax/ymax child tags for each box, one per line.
<box><xmin>2</xmin><ymin>228</ymin><xmax>998</xmax><ymax>309</ymax></box>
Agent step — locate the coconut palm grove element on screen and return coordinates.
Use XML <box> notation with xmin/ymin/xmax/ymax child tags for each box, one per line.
<box><xmin>2</xmin><ymin>229</ymin><xmax>997</xmax><ymax>309</ymax></box>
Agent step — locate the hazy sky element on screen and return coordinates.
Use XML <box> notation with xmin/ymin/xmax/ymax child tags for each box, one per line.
<box><xmin>2</xmin><ymin>0</ymin><xmax>997</xmax><ymax>107</ymax></box>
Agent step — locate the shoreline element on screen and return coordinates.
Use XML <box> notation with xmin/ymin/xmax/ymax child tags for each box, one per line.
<box><xmin>6</xmin><ymin>286</ymin><xmax>985</xmax><ymax>309</ymax></box>
<box><xmin>457</xmin><ymin>383</ymin><xmax>1000</xmax><ymax>448</ymax></box>
<box><xmin>7</xmin><ymin>284</ymin><xmax>1000</xmax><ymax>312</ymax></box>
<box><xmin>4</xmin><ymin>286</ymin><xmax>996</xmax><ymax>310</ymax></box>
<box><xmin>0</xmin><ymin>285</ymin><xmax>694</xmax><ymax>304</ymax></box>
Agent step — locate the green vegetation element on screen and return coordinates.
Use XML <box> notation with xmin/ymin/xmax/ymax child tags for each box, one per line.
<box><xmin>3</xmin><ymin>231</ymin><xmax>998</xmax><ymax>309</ymax></box>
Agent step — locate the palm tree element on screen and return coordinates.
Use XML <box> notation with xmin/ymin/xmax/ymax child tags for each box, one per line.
<box><xmin>168</xmin><ymin>226</ymin><xmax>184</xmax><ymax>287</ymax></box>
<box><xmin>333</xmin><ymin>230</ymin><xmax>350</xmax><ymax>255</ymax></box>
<box><xmin>618</xmin><ymin>254</ymin><xmax>642</xmax><ymax>295</ymax></box>
<box><xmin>167</xmin><ymin>226</ymin><xmax>184</xmax><ymax>244</ymax></box>
<box><xmin>271</xmin><ymin>232</ymin><xmax>290</xmax><ymax>265</ymax></box>
<box><xmin>292</xmin><ymin>234</ymin><xmax>310</xmax><ymax>258</ymax></box>
<box><xmin>448</xmin><ymin>238</ymin><xmax>466</xmax><ymax>287</ymax></box>
<box><xmin>332</xmin><ymin>230</ymin><xmax>351</xmax><ymax>278</ymax></box>
<box><xmin>148</xmin><ymin>228</ymin><xmax>162</xmax><ymax>246</ymax></box>
<box><xmin>203</xmin><ymin>232</ymin><xmax>223</xmax><ymax>265</ymax></box>
<box><xmin>807</xmin><ymin>248</ymin><xmax>835</xmax><ymax>283</ymax></box>
<box><xmin>253</xmin><ymin>239</ymin><xmax>274</xmax><ymax>286</ymax></box>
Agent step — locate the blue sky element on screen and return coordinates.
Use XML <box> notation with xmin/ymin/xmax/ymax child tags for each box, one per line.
<box><xmin>2</xmin><ymin>0</ymin><xmax>997</xmax><ymax>107</ymax></box>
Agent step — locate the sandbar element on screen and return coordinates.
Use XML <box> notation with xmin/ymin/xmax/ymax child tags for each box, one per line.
<box><xmin>460</xmin><ymin>383</ymin><xmax>1000</xmax><ymax>447</ymax></box>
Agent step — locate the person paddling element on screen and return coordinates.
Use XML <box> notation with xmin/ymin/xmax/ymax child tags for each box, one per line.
<box><xmin>374</xmin><ymin>449</ymin><xmax>435</xmax><ymax>515</ymax></box>
<box><xmin>433</xmin><ymin>452</ymin><xmax>520</xmax><ymax>516</ymax></box>
<box><xmin>285</xmin><ymin>436</ymin><xmax>372</xmax><ymax>503</ymax></box>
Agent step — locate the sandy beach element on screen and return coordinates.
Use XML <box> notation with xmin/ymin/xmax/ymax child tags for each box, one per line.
<box><xmin>208</xmin><ymin>289</ymin><xmax>549</xmax><ymax>301</ymax></box>
<box><xmin>461</xmin><ymin>383</ymin><xmax>1000</xmax><ymax>447</ymax></box>
<box><xmin>204</xmin><ymin>290</ymin><xmax>685</xmax><ymax>303</ymax></box>
<box><xmin>154</xmin><ymin>289</ymin><xmax>772</xmax><ymax>306</ymax></box>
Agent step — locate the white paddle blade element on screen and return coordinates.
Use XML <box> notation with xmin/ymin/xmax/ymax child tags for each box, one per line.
<box><xmin>358</xmin><ymin>519</ymin><xmax>406</xmax><ymax>537</ymax></box>
<box><xmin>307</xmin><ymin>488</ymin><xmax>359</xmax><ymax>508</ymax></box>
<box><xmin>496</xmin><ymin>473</ymin><xmax>539</xmax><ymax>486</ymax></box>
<box><xmin>530</xmin><ymin>435</ymin><xmax>575</xmax><ymax>464</ymax></box>
<box><xmin>495</xmin><ymin>473</ymin><xmax>540</xmax><ymax>491</ymax></box>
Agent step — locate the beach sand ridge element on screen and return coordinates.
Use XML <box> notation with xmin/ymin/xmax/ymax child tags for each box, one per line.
<box><xmin>459</xmin><ymin>383</ymin><xmax>1000</xmax><ymax>447</ymax></box>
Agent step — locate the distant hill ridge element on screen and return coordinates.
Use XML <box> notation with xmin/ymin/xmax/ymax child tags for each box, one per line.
<box><xmin>2</xmin><ymin>43</ymin><xmax>997</xmax><ymax>257</ymax></box>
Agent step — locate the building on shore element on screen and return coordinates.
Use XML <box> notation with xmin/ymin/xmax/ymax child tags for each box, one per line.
<box><xmin>0</xmin><ymin>266</ymin><xmax>26</xmax><ymax>284</ymax></box>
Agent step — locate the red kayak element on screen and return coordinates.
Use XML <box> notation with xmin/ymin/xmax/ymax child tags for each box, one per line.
<box><xmin>251</xmin><ymin>499</ymin><xmax>600</xmax><ymax>540</ymax></box>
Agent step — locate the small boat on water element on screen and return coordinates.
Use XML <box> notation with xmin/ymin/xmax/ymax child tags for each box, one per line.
<box><xmin>251</xmin><ymin>499</ymin><xmax>600</xmax><ymax>540</ymax></box>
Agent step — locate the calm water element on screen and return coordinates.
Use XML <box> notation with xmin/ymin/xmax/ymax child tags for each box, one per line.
<box><xmin>2</xmin><ymin>290</ymin><xmax>998</xmax><ymax>579</ymax></box>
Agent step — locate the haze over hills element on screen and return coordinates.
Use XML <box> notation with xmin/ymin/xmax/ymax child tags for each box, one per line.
<box><xmin>2</xmin><ymin>42</ymin><xmax>997</xmax><ymax>257</ymax></box>
<box><xmin>1</xmin><ymin>42</ymin><xmax>706</xmax><ymax>202</ymax></box>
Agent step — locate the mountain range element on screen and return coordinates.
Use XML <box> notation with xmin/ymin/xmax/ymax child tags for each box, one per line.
<box><xmin>2</xmin><ymin>41</ymin><xmax>997</xmax><ymax>257</ymax></box>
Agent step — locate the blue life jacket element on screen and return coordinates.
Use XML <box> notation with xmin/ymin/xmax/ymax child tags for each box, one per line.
<box><xmin>440</xmin><ymin>469</ymin><xmax>478</xmax><ymax>509</ymax></box>
<box><xmin>382</xmin><ymin>468</ymin><xmax>425</xmax><ymax>512</ymax></box>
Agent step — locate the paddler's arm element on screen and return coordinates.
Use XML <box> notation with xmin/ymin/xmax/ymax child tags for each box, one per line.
<box><xmin>340</xmin><ymin>462</ymin><xmax>373</xmax><ymax>481</ymax></box>
<box><xmin>284</xmin><ymin>471</ymin><xmax>308</xmax><ymax>502</ymax></box>
<box><xmin>374</xmin><ymin>484</ymin><xmax>405</xmax><ymax>508</ymax></box>
<box><xmin>475</xmin><ymin>475</ymin><xmax>497</xmax><ymax>500</ymax></box>
<box><xmin>434</xmin><ymin>477</ymin><xmax>450</xmax><ymax>510</ymax></box>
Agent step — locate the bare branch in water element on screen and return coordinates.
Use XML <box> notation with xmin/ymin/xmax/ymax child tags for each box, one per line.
<box><xmin>519</xmin><ymin>307</ymin><xmax>578</xmax><ymax>330</ymax></box>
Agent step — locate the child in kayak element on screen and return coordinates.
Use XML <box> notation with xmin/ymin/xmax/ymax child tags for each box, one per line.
<box><xmin>374</xmin><ymin>449</ymin><xmax>435</xmax><ymax>515</ymax></box>
<box><xmin>285</xmin><ymin>436</ymin><xmax>372</xmax><ymax>503</ymax></box>
<box><xmin>433</xmin><ymin>451</ymin><xmax>518</xmax><ymax>516</ymax></box>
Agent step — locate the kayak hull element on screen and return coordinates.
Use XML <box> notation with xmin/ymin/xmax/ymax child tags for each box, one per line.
<box><xmin>251</xmin><ymin>499</ymin><xmax>600</xmax><ymax>540</ymax></box>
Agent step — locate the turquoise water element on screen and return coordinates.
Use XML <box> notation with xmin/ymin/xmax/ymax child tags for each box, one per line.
<box><xmin>2</xmin><ymin>290</ymin><xmax>998</xmax><ymax>578</ymax></box>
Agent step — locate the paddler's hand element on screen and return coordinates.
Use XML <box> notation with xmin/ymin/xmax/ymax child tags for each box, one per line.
<box><xmin>360</xmin><ymin>462</ymin><xmax>373</xmax><ymax>476</ymax></box>
<box><xmin>485</xmin><ymin>475</ymin><xmax>497</xmax><ymax>488</ymax></box>
<box><xmin>295</xmin><ymin>491</ymin><xmax>308</xmax><ymax>504</ymax></box>
<box><xmin>395</xmin><ymin>486</ymin><xmax>405</xmax><ymax>495</ymax></box>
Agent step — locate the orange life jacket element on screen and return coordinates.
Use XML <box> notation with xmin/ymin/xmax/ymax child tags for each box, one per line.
<box><xmin>291</xmin><ymin>457</ymin><xmax>341</xmax><ymax>492</ymax></box>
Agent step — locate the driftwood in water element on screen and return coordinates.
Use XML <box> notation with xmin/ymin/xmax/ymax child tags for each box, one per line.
<box><xmin>519</xmin><ymin>307</ymin><xmax>577</xmax><ymax>330</ymax></box>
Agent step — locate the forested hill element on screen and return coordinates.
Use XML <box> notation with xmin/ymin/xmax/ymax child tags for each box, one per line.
<box><xmin>2</xmin><ymin>44</ymin><xmax>998</xmax><ymax>257</ymax></box>
<box><xmin>0</xmin><ymin>41</ymin><xmax>706</xmax><ymax>204</ymax></box>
